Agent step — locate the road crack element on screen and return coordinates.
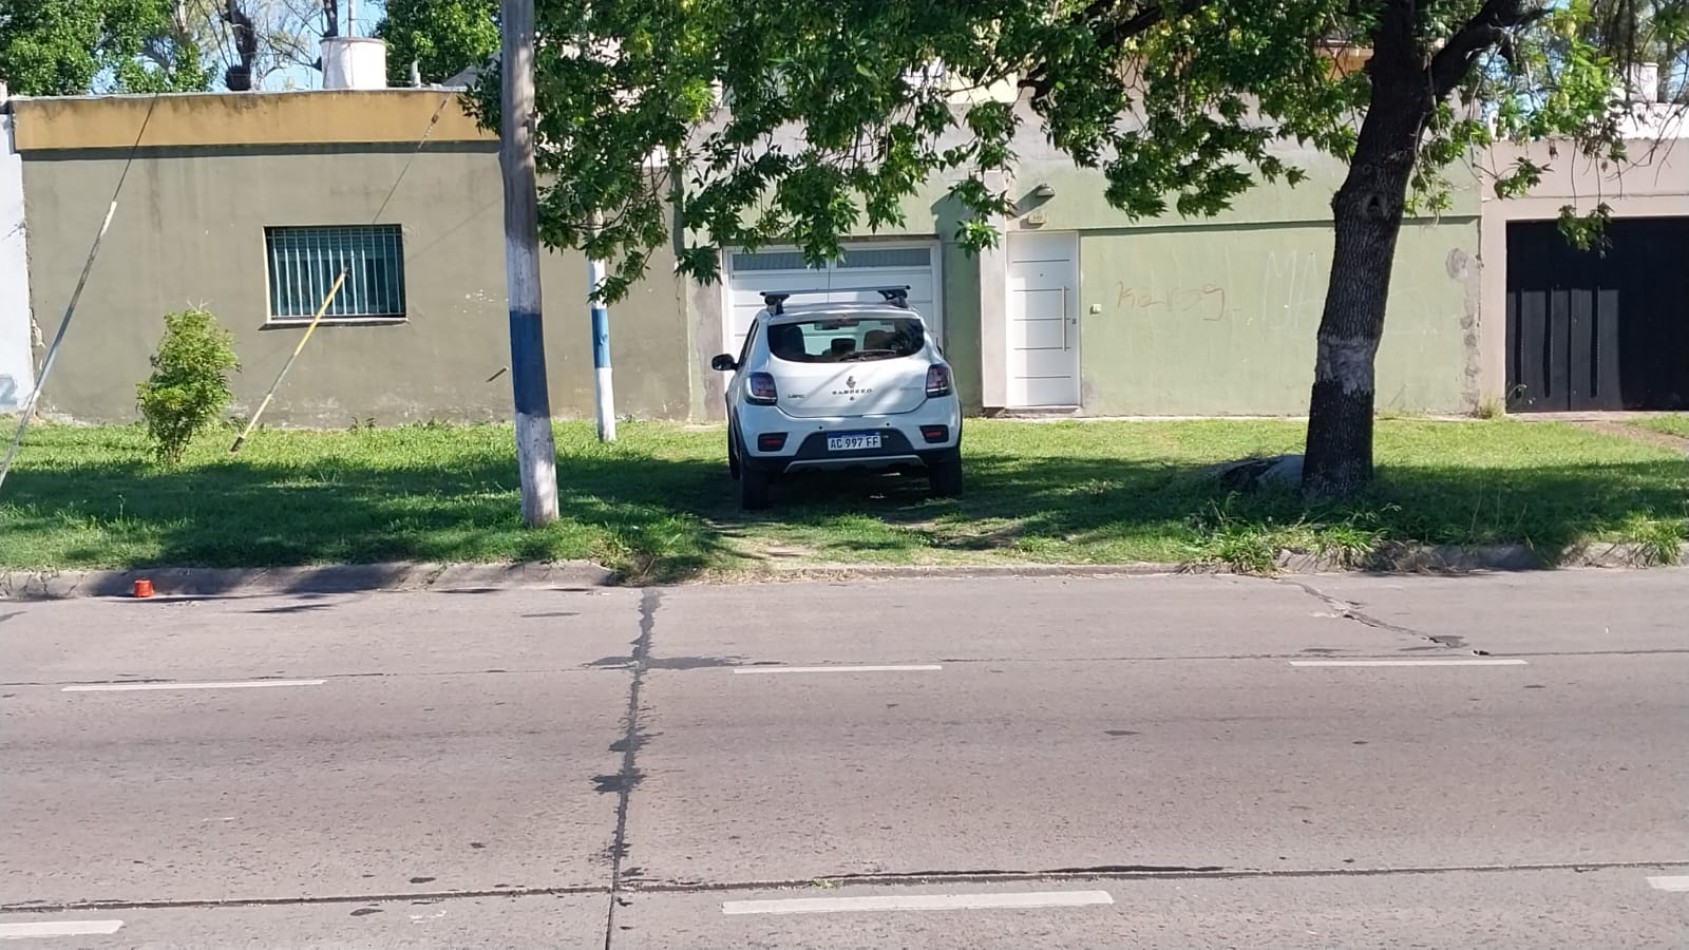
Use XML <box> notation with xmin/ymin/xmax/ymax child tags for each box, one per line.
<box><xmin>1274</xmin><ymin>577</ymin><xmax>1492</xmax><ymax>653</ymax></box>
<box><xmin>11</xmin><ymin>860</ymin><xmax>1687</xmax><ymax>915</ymax></box>
<box><xmin>602</xmin><ymin>589</ymin><xmax>658</xmax><ymax>950</ymax></box>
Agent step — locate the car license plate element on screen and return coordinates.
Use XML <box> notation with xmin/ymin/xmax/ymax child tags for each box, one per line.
<box><xmin>827</xmin><ymin>432</ymin><xmax>881</xmax><ymax>452</ymax></box>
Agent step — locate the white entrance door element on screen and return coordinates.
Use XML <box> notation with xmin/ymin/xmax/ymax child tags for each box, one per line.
<box><xmin>1006</xmin><ymin>231</ymin><xmax>1080</xmax><ymax>408</ymax></box>
<box><xmin>723</xmin><ymin>243</ymin><xmax>941</xmax><ymax>356</ymax></box>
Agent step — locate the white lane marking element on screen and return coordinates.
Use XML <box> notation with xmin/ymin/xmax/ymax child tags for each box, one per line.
<box><xmin>0</xmin><ymin>920</ymin><xmax>124</xmax><ymax>939</ymax></box>
<box><xmin>62</xmin><ymin>679</ymin><xmax>327</xmax><ymax>692</ymax></box>
<box><xmin>732</xmin><ymin>665</ymin><xmax>943</xmax><ymax>675</ymax></box>
<box><xmin>1648</xmin><ymin>876</ymin><xmax>1689</xmax><ymax>891</ymax></box>
<box><xmin>1289</xmin><ymin>659</ymin><xmax>1528</xmax><ymax>667</ymax></box>
<box><xmin>722</xmin><ymin>890</ymin><xmax>1114</xmax><ymax>915</ymax></box>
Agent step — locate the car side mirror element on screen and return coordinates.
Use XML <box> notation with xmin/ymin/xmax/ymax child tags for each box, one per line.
<box><xmin>710</xmin><ymin>354</ymin><xmax>737</xmax><ymax>372</ymax></box>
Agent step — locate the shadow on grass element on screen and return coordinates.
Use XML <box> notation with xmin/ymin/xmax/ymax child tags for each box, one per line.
<box><xmin>0</xmin><ymin>448</ymin><xmax>736</xmax><ymax>584</ymax></box>
<box><xmin>717</xmin><ymin>451</ymin><xmax>1686</xmax><ymax>570</ymax></box>
<box><xmin>2</xmin><ymin>439</ymin><xmax>1683</xmax><ymax>581</ymax></box>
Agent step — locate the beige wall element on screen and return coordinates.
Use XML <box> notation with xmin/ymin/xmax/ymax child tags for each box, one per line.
<box><xmin>10</xmin><ymin>90</ymin><xmax>490</xmax><ymax>151</ymax></box>
<box><xmin>1478</xmin><ymin>139</ymin><xmax>1689</xmax><ymax>405</ymax></box>
<box><xmin>15</xmin><ymin>95</ymin><xmax>692</xmax><ymax>425</ymax></box>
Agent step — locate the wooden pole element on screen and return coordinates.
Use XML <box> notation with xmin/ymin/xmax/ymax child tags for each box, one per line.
<box><xmin>499</xmin><ymin>0</ymin><xmax>560</xmax><ymax>525</ymax></box>
<box><xmin>229</xmin><ymin>268</ymin><xmax>347</xmax><ymax>453</ymax></box>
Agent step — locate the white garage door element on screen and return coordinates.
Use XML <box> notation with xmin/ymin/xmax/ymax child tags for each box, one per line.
<box><xmin>723</xmin><ymin>243</ymin><xmax>942</xmax><ymax>356</ymax></box>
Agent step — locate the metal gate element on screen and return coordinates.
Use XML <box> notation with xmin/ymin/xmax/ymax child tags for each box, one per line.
<box><xmin>1505</xmin><ymin>217</ymin><xmax>1689</xmax><ymax>412</ymax></box>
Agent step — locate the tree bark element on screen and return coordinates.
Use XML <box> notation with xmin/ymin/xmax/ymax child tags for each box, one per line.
<box><xmin>1300</xmin><ymin>8</ymin><xmax>1434</xmax><ymax>499</ymax></box>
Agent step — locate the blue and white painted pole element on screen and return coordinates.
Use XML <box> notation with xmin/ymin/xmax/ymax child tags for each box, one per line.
<box><xmin>498</xmin><ymin>0</ymin><xmax>559</xmax><ymax>526</ymax></box>
<box><xmin>588</xmin><ymin>215</ymin><xmax>616</xmax><ymax>442</ymax></box>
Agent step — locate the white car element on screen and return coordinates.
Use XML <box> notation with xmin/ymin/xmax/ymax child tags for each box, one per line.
<box><xmin>710</xmin><ymin>287</ymin><xmax>963</xmax><ymax>510</ymax></box>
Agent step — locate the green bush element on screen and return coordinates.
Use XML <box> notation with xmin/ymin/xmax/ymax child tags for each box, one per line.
<box><xmin>136</xmin><ymin>308</ymin><xmax>240</xmax><ymax>463</ymax></box>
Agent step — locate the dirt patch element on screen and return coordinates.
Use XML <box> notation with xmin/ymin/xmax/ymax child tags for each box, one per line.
<box><xmin>726</xmin><ymin>535</ymin><xmax>823</xmax><ymax>562</ymax></box>
<box><xmin>1572</xmin><ymin>420</ymin><xmax>1689</xmax><ymax>452</ymax></box>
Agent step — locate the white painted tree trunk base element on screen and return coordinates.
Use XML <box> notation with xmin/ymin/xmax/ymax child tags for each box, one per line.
<box><xmin>595</xmin><ymin>366</ymin><xmax>616</xmax><ymax>442</ymax></box>
<box><xmin>515</xmin><ymin>410</ymin><xmax>559</xmax><ymax>524</ymax></box>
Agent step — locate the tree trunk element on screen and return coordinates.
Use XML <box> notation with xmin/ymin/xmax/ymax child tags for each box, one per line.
<box><xmin>1301</xmin><ymin>22</ymin><xmax>1433</xmax><ymax>499</ymax></box>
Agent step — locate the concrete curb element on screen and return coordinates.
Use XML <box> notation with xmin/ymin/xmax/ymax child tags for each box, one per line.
<box><xmin>3</xmin><ymin>542</ymin><xmax>1682</xmax><ymax>601</ymax></box>
<box><xmin>0</xmin><ymin>561</ymin><xmax>616</xmax><ymax>602</ymax></box>
<box><xmin>752</xmin><ymin>541</ymin><xmax>1687</xmax><ymax>582</ymax></box>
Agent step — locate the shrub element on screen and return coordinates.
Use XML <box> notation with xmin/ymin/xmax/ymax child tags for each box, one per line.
<box><xmin>136</xmin><ymin>308</ymin><xmax>240</xmax><ymax>463</ymax></box>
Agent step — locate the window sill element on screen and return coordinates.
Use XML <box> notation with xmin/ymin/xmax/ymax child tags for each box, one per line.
<box><xmin>261</xmin><ymin>317</ymin><xmax>410</xmax><ymax>330</ymax></box>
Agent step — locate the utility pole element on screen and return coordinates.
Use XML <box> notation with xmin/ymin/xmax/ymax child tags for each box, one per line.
<box><xmin>499</xmin><ymin>0</ymin><xmax>560</xmax><ymax>525</ymax></box>
<box><xmin>588</xmin><ymin>212</ymin><xmax>616</xmax><ymax>442</ymax></box>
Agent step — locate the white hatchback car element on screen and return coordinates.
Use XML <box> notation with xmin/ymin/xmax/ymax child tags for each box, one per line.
<box><xmin>710</xmin><ymin>287</ymin><xmax>963</xmax><ymax>510</ymax></box>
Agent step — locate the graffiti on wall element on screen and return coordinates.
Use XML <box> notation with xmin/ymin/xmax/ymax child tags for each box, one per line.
<box><xmin>1113</xmin><ymin>248</ymin><xmax>1327</xmax><ymax>327</ymax></box>
<box><xmin>0</xmin><ymin>374</ymin><xmax>17</xmax><ymax>411</ymax></box>
<box><xmin>1110</xmin><ymin>244</ymin><xmax>1459</xmax><ymax>331</ymax></box>
<box><xmin>1115</xmin><ymin>283</ymin><xmax>1230</xmax><ymax>321</ymax></box>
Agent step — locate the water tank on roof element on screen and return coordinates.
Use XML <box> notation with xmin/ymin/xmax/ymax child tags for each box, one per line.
<box><xmin>1627</xmin><ymin>63</ymin><xmax>1661</xmax><ymax>103</ymax></box>
<box><xmin>321</xmin><ymin>37</ymin><xmax>388</xmax><ymax>90</ymax></box>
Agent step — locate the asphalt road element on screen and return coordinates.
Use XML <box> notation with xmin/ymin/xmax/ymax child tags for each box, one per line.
<box><xmin>2</xmin><ymin>570</ymin><xmax>1685</xmax><ymax>948</ymax></box>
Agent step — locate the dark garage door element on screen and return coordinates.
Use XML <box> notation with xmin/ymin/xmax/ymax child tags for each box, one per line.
<box><xmin>1506</xmin><ymin>217</ymin><xmax>1689</xmax><ymax>411</ymax></box>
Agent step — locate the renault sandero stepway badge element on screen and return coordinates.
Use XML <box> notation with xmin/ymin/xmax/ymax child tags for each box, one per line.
<box><xmin>831</xmin><ymin>375</ymin><xmax>873</xmax><ymax>398</ymax></box>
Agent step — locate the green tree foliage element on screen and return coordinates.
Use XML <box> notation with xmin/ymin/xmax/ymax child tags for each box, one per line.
<box><xmin>0</xmin><ymin>0</ymin><xmax>365</xmax><ymax>95</ymax></box>
<box><xmin>137</xmin><ymin>308</ymin><xmax>240</xmax><ymax>464</ymax></box>
<box><xmin>460</xmin><ymin>1</ymin><xmax>1653</xmax><ymax>496</ymax></box>
<box><xmin>375</xmin><ymin>0</ymin><xmax>499</xmax><ymax>86</ymax></box>
<box><xmin>0</xmin><ymin>0</ymin><xmax>211</xmax><ymax>95</ymax></box>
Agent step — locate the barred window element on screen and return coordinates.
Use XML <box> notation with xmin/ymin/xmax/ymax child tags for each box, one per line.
<box><xmin>265</xmin><ymin>225</ymin><xmax>407</xmax><ymax>322</ymax></box>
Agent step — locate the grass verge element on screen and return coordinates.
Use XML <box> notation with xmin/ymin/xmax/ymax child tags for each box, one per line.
<box><xmin>0</xmin><ymin>418</ymin><xmax>1683</xmax><ymax>580</ymax></box>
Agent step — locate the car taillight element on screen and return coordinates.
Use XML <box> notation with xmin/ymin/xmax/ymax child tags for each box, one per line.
<box><xmin>747</xmin><ymin>372</ymin><xmax>778</xmax><ymax>405</ymax></box>
<box><xmin>925</xmin><ymin>364</ymin><xmax>953</xmax><ymax>398</ymax></box>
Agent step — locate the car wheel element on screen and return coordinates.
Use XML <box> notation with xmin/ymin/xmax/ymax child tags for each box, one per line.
<box><xmin>929</xmin><ymin>452</ymin><xmax>963</xmax><ymax>498</ymax></box>
<box><xmin>740</xmin><ymin>464</ymin><xmax>772</xmax><ymax>510</ymax></box>
<box><xmin>727</xmin><ymin>426</ymin><xmax>741</xmax><ymax>480</ymax></box>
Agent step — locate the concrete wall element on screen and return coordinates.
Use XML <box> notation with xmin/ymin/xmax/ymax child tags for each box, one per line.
<box><xmin>992</xmin><ymin>143</ymin><xmax>1481</xmax><ymax>416</ymax></box>
<box><xmin>12</xmin><ymin>92</ymin><xmax>691</xmax><ymax>425</ymax></box>
<box><xmin>1071</xmin><ymin>220</ymin><xmax>1478</xmax><ymax>415</ymax></box>
<box><xmin>1478</xmin><ymin>139</ymin><xmax>1689</xmax><ymax>406</ymax></box>
<box><xmin>0</xmin><ymin>112</ymin><xmax>33</xmax><ymax>413</ymax></box>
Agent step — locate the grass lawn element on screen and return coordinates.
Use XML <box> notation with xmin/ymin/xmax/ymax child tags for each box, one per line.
<box><xmin>1633</xmin><ymin>413</ymin><xmax>1689</xmax><ymax>439</ymax></box>
<box><xmin>0</xmin><ymin>418</ymin><xmax>1683</xmax><ymax>580</ymax></box>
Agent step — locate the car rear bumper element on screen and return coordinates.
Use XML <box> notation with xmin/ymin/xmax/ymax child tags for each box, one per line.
<box><xmin>735</xmin><ymin>406</ymin><xmax>961</xmax><ymax>475</ymax></box>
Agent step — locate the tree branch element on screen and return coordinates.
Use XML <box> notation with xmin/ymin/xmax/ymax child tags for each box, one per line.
<box><xmin>1021</xmin><ymin>0</ymin><xmax>1211</xmax><ymax>104</ymax></box>
<box><xmin>1096</xmin><ymin>0</ymin><xmax>1207</xmax><ymax>51</ymax></box>
<box><xmin>1428</xmin><ymin>0</ymin><xmax>1550</xmax><ymax>96</ymax></box>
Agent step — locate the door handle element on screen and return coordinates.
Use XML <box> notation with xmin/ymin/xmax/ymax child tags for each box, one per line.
<box><xmin>1061</xmin><ymin>286</ymin><xmax>1069</xmax><ymax>350</ymax></box>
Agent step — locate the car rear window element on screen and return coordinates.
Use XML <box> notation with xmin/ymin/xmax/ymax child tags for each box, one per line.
<box><xmin>766</xmin><ymin>316</ymin><xmax>925</xmax><ymax>363</ymax></box>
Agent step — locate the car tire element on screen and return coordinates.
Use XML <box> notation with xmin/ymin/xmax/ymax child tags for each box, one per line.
<box><xmin>929</xmin><ymin>452</ymin><xmax>964</xmax><ymax>498</ymax></box>
<box><xmin>740</xmin><ymin>464</ymin><xmax>772</xmax><ymax>510</ymax></box>
<box><xmin>727</xmin><ymin>426</ymin><xmax>741</xmax><ymax>481</ymax></box>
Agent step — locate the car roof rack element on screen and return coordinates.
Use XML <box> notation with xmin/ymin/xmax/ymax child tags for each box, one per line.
<box><xmin>760</xmin><ymin>286</ymin><xmax>912</xmax><ymax>315</ymax></box>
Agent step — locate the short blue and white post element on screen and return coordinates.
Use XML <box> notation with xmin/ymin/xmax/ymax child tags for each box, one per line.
<box><xmin>588</xmin><ymin>215</ymin><xmax>616</xmax><ymax>442</ymax></box>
